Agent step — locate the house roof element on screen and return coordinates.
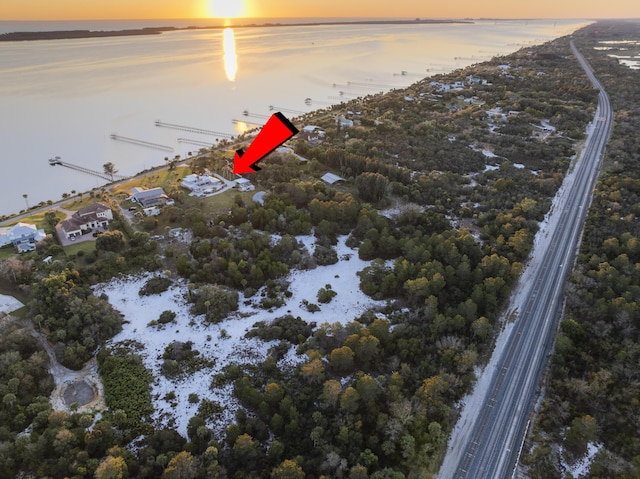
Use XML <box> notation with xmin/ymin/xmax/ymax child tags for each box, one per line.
<box><xmin>181</xmin><ymin>174</ymin><xmax>222</xmax><ymax>189</ymax></box>
<box><xmin>131</xmin><ymin>187</ymin><xmax>166</xmax><ymax>199</ymax></box>
<box><xmin>321</xmin><ymin>173</ymin><xmax>345</xmax><ymax>185</ymax></box>
<box><xmin>0</xmin><ymin>223</ymin><xmax>46</xmax><ymax>246</ymax></box>
<box><xmin>77</xmin><ymin>202</ymin><xmax>110</xmax><ymax>217</ymax></box>
<box><xmin>235</xmin><ymin>178</ymin><xmax>252</xmax><ymax>185</ymax></box>
<box><xmin>61</xmin><ymin>218</ymin><xmax>84</xmax><ymax>233</ymax></box>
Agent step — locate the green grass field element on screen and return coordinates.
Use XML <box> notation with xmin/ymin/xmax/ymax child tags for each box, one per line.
<box><xmin>110</xmin><ymin>166</ymin><xmax>191</xmax><ymax>199</ymax></box>
<box><xmin>0</xmin><ymin>246</ymin><xmax>17</xmax><ymax>260</ymax></box>
<box><xmin>61</xmin><ymin>195</ymin><xmax>105</xmax><ymax>211</ymax></box>
<box><xmin>4</xmin><ymin>210</ymin><xmax>65</xmax><ymax>231</ymax></box>
<box><xmin>63</xmin><ymin>241</ymin><xmax>96</xmax><ymax>257</ymax></box>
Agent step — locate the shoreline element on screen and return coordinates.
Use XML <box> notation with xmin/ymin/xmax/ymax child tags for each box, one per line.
<box><xmin>0</xmin><ymin>19</ymin><xmax>585</xmax><ymax>218</ymax></box>
<box><xmin>0</xmin><ymin>19</ymin><xmax>472</xmax><ymax>42</ymax></box>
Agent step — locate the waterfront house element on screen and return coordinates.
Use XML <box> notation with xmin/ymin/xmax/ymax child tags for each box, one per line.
<box><xmin>234</xmin><ymin>178</ymin><xmax>255</xmax><ymax>192</ymax></box>
<box><xmin>301</xmin><ymin>125</ymin><xmax>326</xmax><ymax>145</ymax></box>
<box><xmin>130</xmin><ymin>187</ymin><xmax>172</xmax><ymax>207</ymax></box>
<box><xmin>336</xmin><ymin>115</ymin><xmax>354</xmax><ymax>128</ymax></box>
<box><xmin>0</xmin><ymin>223</ymin><xmax>47</xmax><ymax>253</ymax></box>
<box><xmin>60</xmin><ymin>202</ymin><xmax>113</xmax><ymax>239</ymax></box>
<box><xmin>181</xmin><ymin>174</ymin><xmax>224</xmax><ymax>195</ymax></box>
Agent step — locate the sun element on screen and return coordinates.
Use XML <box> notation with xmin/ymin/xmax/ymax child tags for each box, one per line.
<box><xmin>207</xmin><ymin>0</ymin><xmax>246</xmax><ymax>18</ymax></box>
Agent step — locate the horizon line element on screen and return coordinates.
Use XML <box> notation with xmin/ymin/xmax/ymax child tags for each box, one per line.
<box><xmin>2</xmin><ymin>16</ymin><xmax>617</xmax><ymax>22</ymax></box>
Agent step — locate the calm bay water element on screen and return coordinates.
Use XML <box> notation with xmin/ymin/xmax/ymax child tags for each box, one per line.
<box><xmin>0</xmin><ymin>18</ymin><xmax>588</xmax><ymax>217</ymax></box>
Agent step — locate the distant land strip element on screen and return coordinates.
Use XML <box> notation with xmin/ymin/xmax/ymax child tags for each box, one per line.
<box><xmin>0</xmin><ymin>19</ymin><xmax>472</xmax><ymax>42</ymax></box>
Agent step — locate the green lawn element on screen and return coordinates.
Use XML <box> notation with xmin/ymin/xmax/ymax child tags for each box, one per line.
<box><xmin>110</xmin><ymin>166</ymin><xmax>191</xmax><ymax>199</ymax></box>
<box><xmin>62</xmin><ymin>195</ymin><xmax>104</xmax><ymax>211</ymax></box>
<box><xmin>201</xmin><ymin>189</ymin><xmax>258</xmax><ymax>213</ymax></box>
<box><xmin>4</xmin><ymin>210</ymin><xmax>64</xmax><ymax>232</ymax></box>
<box><xmin>0</xmin><ymin>246</ymin><xmax>17</xmax><ymax>260</ymax></box>
<box><xmin>63</xmin><ymin>241</ymin><xmax>96</xmax><ymax>257</ymax></box>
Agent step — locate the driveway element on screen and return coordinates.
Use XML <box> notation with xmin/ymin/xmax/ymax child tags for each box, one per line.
<box><xmin>56</xmin><ymin>224</ymin><xmax>108</xmax><ymax>247</ymax></box>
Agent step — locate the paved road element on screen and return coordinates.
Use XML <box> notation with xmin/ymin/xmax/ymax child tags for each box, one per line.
<box><xmin>441</xmin><ymin>41</ymin><xmax>613</xmax><ymax>479</ymax></box>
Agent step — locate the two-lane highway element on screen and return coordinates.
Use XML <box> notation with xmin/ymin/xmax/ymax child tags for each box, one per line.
<box><xmin>439</xmin><ymin>40</ymin><xmax>613</xmax><ymax>478</ymax></box>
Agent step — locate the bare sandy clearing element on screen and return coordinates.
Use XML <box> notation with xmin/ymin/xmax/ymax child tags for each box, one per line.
<box><xmin>94</xmin><ymin>235</ymin><xmax>386</xmax><ymax>437</ymax></box>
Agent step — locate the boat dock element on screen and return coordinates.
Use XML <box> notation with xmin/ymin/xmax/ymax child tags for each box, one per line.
<box><xmin>155</xmin><ymin>120</ymin><xmax>234</xmax><ymax>139</ymax></box>
<box><xmin>48</xmin><ymin>157</ymin><xmax>126</xmax><ymax>182</ymax></box>
<box><xmin>177</xmin><ymin>138</ymin><xmax>214</xmax><ymax>148</ymax></box>
<box><xmin>109</xmin><ymin>134</ymin><xmax>174</xmax><ymax>152</ymax></box>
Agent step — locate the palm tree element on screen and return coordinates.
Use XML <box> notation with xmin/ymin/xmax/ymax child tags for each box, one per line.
<box><xmin>103</xmin><ymin>162</ymin><xmax>117</xmax><ymax>181</ymax></box>
<box><xmin>22</xmin><ymin>193</ymin><xmax>29</xmax><ymax>209</ymax></box>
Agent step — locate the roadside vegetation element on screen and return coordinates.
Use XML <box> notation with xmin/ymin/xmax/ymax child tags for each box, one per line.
<box><xmin>0</xmin><ymin>22</ymin><xmax>617</xmax><ymax>478</ymax></box>
<box><xmin>522</xmin><ymin>21</ymin><xmax>640</xmax><ymax>478</ymax></box>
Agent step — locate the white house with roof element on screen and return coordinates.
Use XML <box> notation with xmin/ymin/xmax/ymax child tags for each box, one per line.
<box><xmin>181</xmin><ymin>174</ymin><xmax>224</xmax><ymax>195</ymax></box>
<box><xmin>60</xmin><ymin>202</ymin><xmax>113</xmax><ymax>239</ymax></box>
<box><xmin>486</xmin><ymin>107</ymin><xmax>507</xmax><ymax>121</ymax></box>
<box><xmin>234</xmin><ymin>178</ymin><xmax>255</xmax><ymax>192</ymax></box>
<box><xmin>301</xmin><ymin>125</ymin><xmax>326</xmax><ymax>145</ymax></box>
<box><xmin>0</xmin><ymin>223</ymin><xmax>47</xmax><ymax>253</ymax></box>
<box><xmin>336</xmin><ymin>115</ymin><xmax>354</xmax><ymax>128</ymax></box>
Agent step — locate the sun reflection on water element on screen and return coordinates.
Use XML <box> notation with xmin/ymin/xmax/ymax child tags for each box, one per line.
<box><xmin>223</xmin><ymin>27</ymin><xmax>237</xmax><ymax>81</ymax></box>
<box><xmin>234</xmin><ymin>120</ymin><xmax>250</xmax><ymax>134</ymax></box>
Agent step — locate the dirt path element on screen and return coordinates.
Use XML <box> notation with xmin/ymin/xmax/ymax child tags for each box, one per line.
<box><xmin>30</xmin><ymin>329</ymin><xmax>106</xmax><ymax>412</ymax></box>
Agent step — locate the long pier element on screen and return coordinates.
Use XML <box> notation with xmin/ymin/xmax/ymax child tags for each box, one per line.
<box><xmin>268</xmin><ymin>105</ymin><xmax>306</xmax><ymax>115</ymax></box>
<box><xmin>155</xmin><ymin>120</ymin><xmax>234</xmax><ymax>139</ymax></box>
<box><xmin>332</xmin><ymin>82</ymin><xmax>382</xmax><ymax>93</ymax></box>
<box><xmin>48</xmin><ymin>157</ymin><xmax>126</xmax><ymax>181</ymax></box>
<box><xmin>110</xmin><ymin>134</ymin><xmax>174</xmax><ymax>152</ymax></box>
<box><xmin>242</xmin><ymin>110</ymin><xmax>270</xmax><ymax>119</ymax></box>
<box><xmin>346</xmin><ymin>80</ymin><xmax>400</xmax><ymax>89</ymax></box>
<box><xmin>177</xmin><ymin>138</ymin><xmax>214</xmax><ymax>148</ymax></box>
<box><xmin>305</xmin><ymin>98</ymin><xmax>333</xmax><ymax>106</ymax></box>
<box><xmin>233</xmin><ymin>119</ymin><xmax>264</xmax><ymax>127</ymax></box>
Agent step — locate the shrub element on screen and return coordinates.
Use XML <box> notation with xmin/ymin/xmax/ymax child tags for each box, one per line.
<box><xmin>158</xmin><ymin>310</ymin><xmax>177</xmax><ymax>324</ymax></box>
<box><xmin>189</xmin><ymin>284</ymin><xmax>239</xmax><ymax>323</ymax></box>
<box><xmin>139</xmin><ymin>276</ymin><xmax>172</xmax><ymax>296</ymax></box>
<box><xmin>97</xmin><ymin>344</ymin><xmax>153</xmax><ymax>436</ymax></box>
<box><xmin>313</xmin><ymin>245</ymin><xmax>338</xmax><ymax>265</ymax></box>
<box><xmin>317</xmin><ymin>285</ymin><xmax>337</xmax><ymax>303</ymax></box>
<box><xmin>162</xmin><ymin>359</ymin><xmax>180</xmax><ymax>377</ymax></box>
<box><xmin>246</xmin><ymin>315</ymin><xmax>314</xmax><ymax>344</ymax></box>
<box><xmin>302</xmin><ymin>299</ymin><xmax>321</xmax><ymax>313</ymax></box>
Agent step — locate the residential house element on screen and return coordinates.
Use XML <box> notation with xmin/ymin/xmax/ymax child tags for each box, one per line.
<box><xmin>336</xmin><ymin>115</ymin><xmax>354</xmax><ymax>128</ymax></box>
<box><xmin>0</xmin><ymin>223</ymin><xmax>47</xmax><ymax>253</ymax></box>
<box><xmin>301</xmin><ymin>125</ymin><xmax>326</xmax><ymax>145</ymax></box>
<box><xmin>234</xmin><ymin>178</ymin><xmax>255</xmax><ymax>192</ymax></box>
<box><xmin>320</xmin><ymin>173</ymin><xmax>345</xmax><ymax>185</ymax></box>
<box><xmin>143</xmin><ymin>206</ymin><xmax>161</xmax><ymax>216</ymax></box>
<box><xmin>181</xmin><ymin>174</ymin><xmax>224</xmax><ymax>195</ymax></box>
<box><xmin>60</xmin><ymin>202</ymin><xmax>113</xmax><ymax>239</ymax></box>
<box><xmin>486</xmin><ymin>107</ymin><xmax>507</xmax><ymax>121</ymax></box>
<box><xmin>130</xmin><ymin>187</ymin><xmax>173</xmax><ymax>208</ymax></box>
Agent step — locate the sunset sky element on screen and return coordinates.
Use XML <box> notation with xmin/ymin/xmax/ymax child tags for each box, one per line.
<box><xmin>3</xmin><ymin>0</ymin><xmax>639</xmax><ymax>21</ymax></box>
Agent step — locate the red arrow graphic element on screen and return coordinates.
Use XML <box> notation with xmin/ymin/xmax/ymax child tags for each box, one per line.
<box><xmin>232</xmin><ymin>112</ymin><xmax>299</xmax><ymax>174</ymax></box>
